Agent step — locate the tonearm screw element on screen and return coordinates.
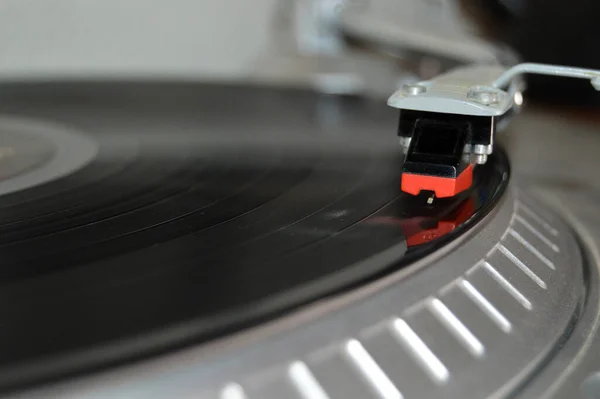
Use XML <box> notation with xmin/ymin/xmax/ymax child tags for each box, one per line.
<box><xmin>467</xmin><ymin>88</ymin><xmax>500</xmax><ymax>105</ymax></box>
<box><xmin>402</xmin><ymin>83</ymin><xmax>427</xmax><ymax>96</ymax></box>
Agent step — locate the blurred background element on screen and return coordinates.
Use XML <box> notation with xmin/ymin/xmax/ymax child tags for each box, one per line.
<box><xmin>0</xmin><ymin>0</ymin><xmax>598</xmax><ymax>106</ymax></box>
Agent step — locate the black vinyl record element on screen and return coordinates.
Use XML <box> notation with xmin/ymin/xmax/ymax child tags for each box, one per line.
<box><xmin>0</xmin><ymin>82</ymin><xmax>509</xmax><ymax>392</ymax></box>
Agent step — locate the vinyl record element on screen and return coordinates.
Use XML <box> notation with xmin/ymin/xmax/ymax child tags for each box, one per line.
<box><xmin>0</xmin><ymin>82</ymin><xmax>509</xmax><ymax>392</ymax></box>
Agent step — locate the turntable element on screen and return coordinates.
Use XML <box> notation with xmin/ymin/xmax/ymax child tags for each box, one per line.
<box><xmin>1</xmin><ymin>1</ymin><xmax>600</xmax><ymax>399</ymax></box>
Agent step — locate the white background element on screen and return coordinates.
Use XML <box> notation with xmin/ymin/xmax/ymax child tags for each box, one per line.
<box><xmin>0</xmin><ymin>0</ymin><xmax>279</xmax><ymax>80</ymax></box>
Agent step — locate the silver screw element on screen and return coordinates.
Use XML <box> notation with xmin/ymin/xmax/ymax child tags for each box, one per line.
<box><xmin>473</xmin><ymin>144</ymin><xmax>492</xmax><ymax>155</ymax></box>
<box><xmin>473</xmin><ymin>154</ymin><xmax>488</xmax><ymax>164</ymax></box>
<box><xmin>468</xmin><ymin>89</ymin><xmax>499</xmax><ymax>105</ymax></box>
<box><xmin>402</xmin><ymin>83</ymin><xmax>427</xmax><ymax>96</ymax></box>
